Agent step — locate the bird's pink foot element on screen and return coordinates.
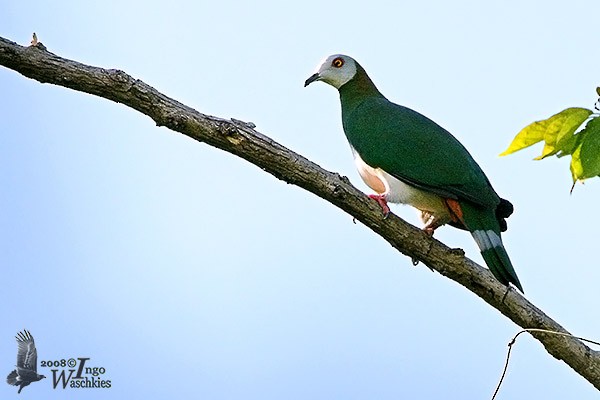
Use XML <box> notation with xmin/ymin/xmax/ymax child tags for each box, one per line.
<box><xmin>368</xmin><ymin>194</ymin><xmax>390</xmax><ymax>218</ymax></box>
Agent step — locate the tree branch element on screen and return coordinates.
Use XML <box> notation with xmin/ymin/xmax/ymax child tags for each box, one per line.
<box><xmin>2</xmin><ymin>35</ymin><xmax>599</xmax><ymax>389</ymax></box>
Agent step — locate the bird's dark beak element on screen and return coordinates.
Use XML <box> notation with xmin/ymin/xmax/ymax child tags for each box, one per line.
<box><xmin>304</xmin><ymin>73</ymin><xmax>321</xmax><ymax>87</ymax></box>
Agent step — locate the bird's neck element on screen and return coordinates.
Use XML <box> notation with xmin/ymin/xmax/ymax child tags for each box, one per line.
<box><xmin>338</xmin><ymin>65</ymin><xmax>385</xmax><ymax>112</ymax></box>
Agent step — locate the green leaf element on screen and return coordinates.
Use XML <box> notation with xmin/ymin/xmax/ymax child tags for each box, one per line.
<box><xmin>577</xmin><ymin>117</ymin><xmax>600</xmax><ymax>180</ymax></box>
<box><xmin>499</xmin><ymin>120</ymin><xmax>547</xmax><ymax>156</ymax></box>
<box><xmin>500</xmin><ymin>107</ymin><xmax>592</xmax><ymax>157</ymax></box>
<box><xmin>535</xmin><ymin>107</ymin><xmax>592</xmax><ymax>159</ymax></box>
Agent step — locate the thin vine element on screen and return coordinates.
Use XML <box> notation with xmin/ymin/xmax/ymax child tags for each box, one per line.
<box><xmin>492</xmin><ymin>329</ymin><xmax>600</xmax><ymax>399</ymax></box>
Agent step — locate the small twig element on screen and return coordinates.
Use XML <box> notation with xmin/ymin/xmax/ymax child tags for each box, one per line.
<box><xmin>491</xmin><ymin>329</ymin><xmax>600</xmax><ymax>400</ymax></box>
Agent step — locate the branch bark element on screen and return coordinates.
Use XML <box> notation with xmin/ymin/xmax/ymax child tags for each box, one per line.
<box><xmin>2</xmin><ymin>35</ymin><xmax>599</xmax><ymax>390</ymax></box>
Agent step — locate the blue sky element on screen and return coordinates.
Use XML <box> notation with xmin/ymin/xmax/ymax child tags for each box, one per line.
<box><xmin>1</xmin><ymin>0</ymin><xmax>600</xmax><ymax>398</ymax></box>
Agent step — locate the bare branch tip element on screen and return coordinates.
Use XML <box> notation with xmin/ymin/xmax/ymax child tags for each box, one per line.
<box><xmin>28</xmin><ymin>32</ymin><xmax>47</xmax><ymax>51</ymax></box>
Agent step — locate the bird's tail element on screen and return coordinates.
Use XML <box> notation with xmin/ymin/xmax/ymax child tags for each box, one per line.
<box><xmin>6</xmin><ymin>370</ymin><xmax>18</xmax><ymax>386</ymax></box>
<box><xmin>461</xmin><ymin>203</ymin><xmax>523</xmax><ymax>293</ymax></box>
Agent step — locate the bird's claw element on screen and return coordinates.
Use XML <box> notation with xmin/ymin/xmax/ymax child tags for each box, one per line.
<box><xmin>368</xmin><ymin>194</ymin><xmax>390</xmax><ymax>218</ymax></box>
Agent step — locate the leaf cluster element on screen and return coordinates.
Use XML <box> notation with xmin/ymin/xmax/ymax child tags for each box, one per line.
<box><xmin>500</xmin><ymin>88</ymin><xmax>600</xmax><ymax>187</ymax></box>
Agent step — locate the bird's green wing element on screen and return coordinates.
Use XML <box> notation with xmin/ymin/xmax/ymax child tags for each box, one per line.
<box><xmin>342</xmin><ymin>97</ymin><xmax>500</xmax><ymax>209</ymax></box>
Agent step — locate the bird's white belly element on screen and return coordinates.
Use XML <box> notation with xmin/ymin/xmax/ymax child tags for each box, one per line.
<box><xmin>352</xmin><ymin>149</ymin><xmax>451</xmax><ymax>224</ymax></box>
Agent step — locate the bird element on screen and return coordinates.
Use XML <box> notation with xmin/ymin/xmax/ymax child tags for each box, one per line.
<box><xmin>6</xmin><ymin>330</ymin><xmax>46</xmax><ymax>393</ymax></box>
<box><xmin>305</xmin><ymin>54</ymin><xmax>523</xmax><ymax>292</ymax></box>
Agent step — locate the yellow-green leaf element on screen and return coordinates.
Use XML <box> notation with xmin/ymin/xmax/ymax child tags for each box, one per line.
<box><xmin>543</xmin><ymin>107</ymin><xmax>593</xmax><ymax>159</ymax></box>
<box><xmin>499</xmin><ymin>120</ymin><xmax>547</xmax><ymax>156</ymax></box>
<box><xmin>500</xmin><ymin>107</ymin><xmax>592</xmax><ymax>157</ymax></box>
<box><xmin>570</xmin><ymin>142</ymin><xmax>584</xmax><ymax>183</ymax></box>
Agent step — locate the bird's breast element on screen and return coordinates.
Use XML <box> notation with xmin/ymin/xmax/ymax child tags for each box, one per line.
<box><xmin>352</xmin><ymin>148</ymin><xmax>451</xmax><ymax>221</ymax></box>
<box><xmin>353</xmin><ymin>151</ymin><xmax>387</xmax><ymax>193</ymax></box>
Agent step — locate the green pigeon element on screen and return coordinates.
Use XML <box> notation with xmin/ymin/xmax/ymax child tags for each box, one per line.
<box><xmin>305</xmin><ymin>54</ymin><xmax>523</xmax><ymax>293</ymax></box>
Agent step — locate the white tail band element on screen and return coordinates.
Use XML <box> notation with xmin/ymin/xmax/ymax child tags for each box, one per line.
<box><xmin>472</xmin><ymin>230</ymin><xmax>503</xmax><ymax>251</ymax></box>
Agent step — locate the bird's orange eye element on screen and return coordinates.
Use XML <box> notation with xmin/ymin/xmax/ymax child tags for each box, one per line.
<box><xmin>332</xmin><ymin>57</ymin><xmax>344</xmax><ymax>68</ymax></box>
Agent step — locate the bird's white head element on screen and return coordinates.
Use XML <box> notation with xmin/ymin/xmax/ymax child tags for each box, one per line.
<box><xmin>304</xmin><ymin>54</ymin><xmax>357</xmax><ymax>89</ymax></box>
